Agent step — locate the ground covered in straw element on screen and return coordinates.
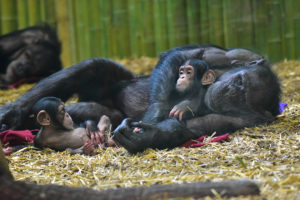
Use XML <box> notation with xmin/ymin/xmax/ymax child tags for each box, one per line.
<box><xmin>1</xmin><ymin>58</ymin><xmax>300</xmax><ymax>199</ymax></box>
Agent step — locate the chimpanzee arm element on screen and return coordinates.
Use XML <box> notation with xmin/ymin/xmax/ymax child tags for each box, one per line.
<box><xmin>169</xmin><ymin>89</ymin><xmax>207</xmax><ymax>121</ymax></box>
<box><xmin>113</xmin><ymin>111</ymin><xmax>273</xmax><ymax>154</ymax></box>
<box><xmin>0</xmin><ymin>58</ymin><xmax>134</xmax><ymax>130</ymax></box>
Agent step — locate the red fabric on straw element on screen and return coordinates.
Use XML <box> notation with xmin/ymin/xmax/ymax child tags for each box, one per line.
<box><xmin>0</xmin><ymin>129</ymin><xmax>38</xmax><ymax>147</ymax></box>
<box><xmin>181</xmin><ymin>133</ymin><xmax>229</xmax><ymax>148</ymax></box>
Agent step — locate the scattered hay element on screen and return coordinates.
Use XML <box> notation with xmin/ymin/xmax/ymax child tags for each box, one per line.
<box><xmin>2</xmin><ymin>59</ymin><xmax>300</xmax><ymax>199</ymax></box>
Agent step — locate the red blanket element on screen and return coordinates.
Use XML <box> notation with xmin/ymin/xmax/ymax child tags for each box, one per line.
<box><xmin>181</xmin><ymin>134</ymin><xmax>229</xmax><ymax>148</ymax></box>
<box><xmin>0</xmin><ymin>129</ymin><xmax>38</xmax><ymax>147</ymax></box>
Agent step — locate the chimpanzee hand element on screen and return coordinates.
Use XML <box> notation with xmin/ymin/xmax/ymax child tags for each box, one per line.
<box><xmin>169</xmin><ymin>100</ymin><xmax>195</xmax><ymax>121</ymax></box>
<box><xmin>113</xmin><ymin>118</ymin><xmax>196</xmax><ymax>153</ymax></box>
<box><xmin>0</xmin><ymin>104</ymin><xmax>24</xmax><ymax>131</ymax></box>
<box><xmin>85</xmin><ymin>120</ymin><xmax>104</xmax><ymax>146</ymax></box>
<box><xmin>112</xmin><ymin>118</ymin><xmax>159</xmax><ymax>153</ymax></box>
<box><xmin>169</xmin><ymin>105</ymin><xmax>187</xmax><ymax>121</ymax></box>
<box><xmin>82</xmin><ymin>140</ymin><xmax>95</xmax><ymax>155</ymax></box>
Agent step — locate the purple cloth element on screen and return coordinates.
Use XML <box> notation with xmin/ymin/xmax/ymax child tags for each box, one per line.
<box><xmin>279</xmin><ymin>103</ymin><xmax>288</xmax><ymax>114</ymax></box>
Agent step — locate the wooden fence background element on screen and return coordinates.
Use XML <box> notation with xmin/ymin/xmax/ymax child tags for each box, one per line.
<box><xmin>0</xmin><ymin>0</ymin><xmax>300</xmax><ymax>67</ymax></box>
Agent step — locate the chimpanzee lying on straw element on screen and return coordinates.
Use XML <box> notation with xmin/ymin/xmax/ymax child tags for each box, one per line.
<box><xmin>0</xmin><ymin>25</ymin><xmax>62</xmax><ymax>89</ymax></box>
<box><xmin>0</xmin><ymin>44</ymin><xmax>280</xmax><ymax>153</ymax></box>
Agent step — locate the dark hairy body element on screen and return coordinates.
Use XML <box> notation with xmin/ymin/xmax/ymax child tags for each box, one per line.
<box><xmin>0</xmin><ymin>25</ymin><xmax>62</xmax><ymax>89</ymax></box>
<box><xmin>0</xmin><ymin>44</ymin><xmax>281</xmax><ymax>153</ymax></box>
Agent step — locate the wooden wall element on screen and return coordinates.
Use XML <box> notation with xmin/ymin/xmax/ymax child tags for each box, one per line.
<box><xmin>0</xmin><ymin>0</ymin><xmax>299</xmax><ymax>66</ymax></box>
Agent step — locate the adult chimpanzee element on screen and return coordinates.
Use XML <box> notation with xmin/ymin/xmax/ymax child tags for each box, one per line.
<box><xmin>113</xmin><ymin>45</ymin><xmax>280</xmax><ymax>153</ymax></box>
<box><xmin>0</xmin><ymin>25</ymin><xmax>62</xmax><ymax>89</ymax></box>
<box><xmin>0</xmin><ymin>44</ymin><xmax>280</xmax><ymax>154</ymax></box>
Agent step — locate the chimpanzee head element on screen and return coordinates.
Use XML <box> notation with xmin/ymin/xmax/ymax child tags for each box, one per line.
<box><xmin>176</xmin><ymin>59</ymin><xmax>216</xmax><ymax>93</ymax></box>
<box><xmin>32</xmin><ymin>97</ymin><xmax>73</xmax><ymax>130</ymax></box>
<box><xmin>5</xmin><ymin>41</ymin><xmax>62</xmax><ymax>84</ymax></box>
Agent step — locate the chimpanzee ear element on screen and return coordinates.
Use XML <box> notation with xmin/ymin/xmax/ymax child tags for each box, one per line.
<box><xmin>36</xmin><ymin>110</ymin><xmax>51</xmax><ymax>126</ymax></box>
<box><xmin>201</xmin><ymin>69</ymin><xmax>216</xmax><ymax>85</ymax></box>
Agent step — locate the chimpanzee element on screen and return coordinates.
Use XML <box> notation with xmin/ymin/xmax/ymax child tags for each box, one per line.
<box><xmin>133</xmin><ymin>59</ymin><xmax>215</xmax><ymax>134</ymax></box>
<box><xmin>0</xmin><ymin>25</ymin><xmax>62</xmax><ymax>89</ymax></box>
<box><xmin>113</xmin><ymin>46</ymin><xmax>281</xmax><ymax>153</ymax></box>
<box><xmin>0</xmin><ymin>44</ymin><xmax>281</xmax><ymax>154</ymax></box>
<box><xmin>32</xmin><ymin>97</ymin><xmax>116</xmax><ymax>155</ymax></box>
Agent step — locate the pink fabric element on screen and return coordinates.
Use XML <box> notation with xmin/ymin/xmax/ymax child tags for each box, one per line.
<box><xmin>0</xmin><ymin>129</ymin><xmax>38</xmax><ymax>147</ymax></box>
<box><xmin>181</xmin><ymin>133</ymin><xmax>229</xmax><ymax>148</ymax></box>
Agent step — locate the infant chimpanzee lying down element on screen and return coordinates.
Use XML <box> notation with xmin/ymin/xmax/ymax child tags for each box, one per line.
<box><xmin>32</xmin><ymin>97</ymin><xmax>117</xmax><ymax>155</ymax></box>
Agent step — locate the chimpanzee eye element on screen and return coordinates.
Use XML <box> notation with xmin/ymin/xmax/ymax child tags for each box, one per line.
<box><xmin>187</xmin><ymin>71</ymin><xmax>191</xmax><ymax>74</ymax></box>
<box><xmin>60</xmin><ymin>108</ymin><xmax>65</xmax><ymax>115</ymax></box>
<box><xmin>179</xmin><ymin>71</ymin><xmax>184</xmax><ymax>75</ymax></box>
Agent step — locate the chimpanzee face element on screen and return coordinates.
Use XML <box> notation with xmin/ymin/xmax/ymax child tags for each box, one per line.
<box><xmin>5</xmin><ymin>49</ymin><xmax>32</xmax><ymax>83</ymax></box>
<box><xmin>57</xmin><ymin>104</ymin><xmax>74</xmax><ymax>130</ymax></box>
<box><xmin>176</xmin><ymin>65</ymin><xmax>195</xmax><ymax>92</ymax></box>
<box><xmin>5</xmin><ymin>44</ymin><xmax>59</xmax><ymax>83</ymax></box>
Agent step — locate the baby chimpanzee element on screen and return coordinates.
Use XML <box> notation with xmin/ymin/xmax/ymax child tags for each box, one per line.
<box><xmin>134</xmin><ymin>59</ymin><xmax>215</xmax><ymax>133</ymax></box>
<box><xmin>169</xmin><ymin>59</ymin><xmax>216</xmax><ymax>121</ymax></box>
<box><xmin>32</xmin><ymin>97</ymin><xmax>117</xmax><ymax>155</ymax></box>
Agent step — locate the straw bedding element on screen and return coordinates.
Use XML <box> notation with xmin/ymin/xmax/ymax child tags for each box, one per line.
<box><xmin>2</xmin><ymin>58</ymin><xmax>299</xmax><ymax>199</ymax></box>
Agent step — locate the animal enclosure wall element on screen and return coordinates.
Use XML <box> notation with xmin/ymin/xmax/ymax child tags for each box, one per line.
<box><xmin>0</xmin><ymin>0</ymin><xmax>300</xmax><ymax>66</ymax></box>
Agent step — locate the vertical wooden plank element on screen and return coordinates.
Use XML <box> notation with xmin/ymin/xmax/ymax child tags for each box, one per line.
<box><xmin>89</xmin><ymin>0</ymin><xmax>101</xmax><ymax>58</ymax></box>
<box><xmin>266</xmin><ymin>0</ymin><xmax>283</xmax><ymax>62</ymax></box>
<box><xmin>293</xmin><ymin>1</ymin><xmax>300</xmax><ymax>59</ymax></box>
<box><xmin>74</xmin><ymin>0</ymin><xmax>90</xmax><ymax>60</ymax></box>
<box><xmin>0</xmin><ymin>0</ymin><xmax>17</xmax><ymax>34</ymax></box>
<box><xmin>207</xmin><ymin>0</ymin><xmax>224</xmax><ymax>46</ymax></box>
<box><xmin>237</xmin><ymin>0</ymin><xmax>254</xmax><ymax>48</ymax></box>
<box><xmin>282</xmin><ymin>0</ymin><xmax>295</xmax><ymax>59</ymax></box>
<box><xmin>16</xmin><ymin>0</ymin><xmax>29</xmax><ymax>29</ymax></box>
<box><xmin>186</xmin><ymin>0</ymin><xmax>200</xmax><ymax>44</ymax></box>
<box><xmin>40</xmin><ymin>0</ymin><xmax>46</xmax><ymax>22</ymax></box>
<box><xmin>45</xmin><ymin>0</ymin><xmax>56</xmax><ymax>27</ymax></box>
<box><xmin>28</xmin><ymin>0</ymin><xmax>41</xmax><ymax>26</ymax></box>
<box><xmin>166</xmin><ymin>0</ymin><xmax>188</xmax><ymax>48</ymax></box>
<box><xmin>166</xmin><ymin>0</ymin><xmax>175</xmax><ymax>48</ymax></box>
<box><xmin>107</xmin><ymin>1</ymin><xmax>117</xmax><ymax>58</ymax></box>
<box><xmin>153</xmin><ymin>0</ymin><xmax>169</xmax><ymax>55</ymax></box>
<box><xmin>128</xmin><ymin>0</ymin><xmax>138</xmax><ymax>57</ymax></box>
<box><xmin>82</xmin><ymin>0</ymin><xmax>91</xmax><ymax>59</ymax></box>
<box><xmin>112</xmin><ymin>0</ymin><xmax>130</xmax><ymax>58</ymax></box>
<box><xmin>252</xmin><ymin>0</ymin><xmax>268</xmax><ymax>57</ymax></box>
<box><xmin>55</xmin><ymin>0</ymin><xmax>72</xmax><ymax>67</ymax></box>
<box><xmin>99</xmin><ymin>0</ymin><xmax>109</xmax><ymax>58</ymax></box>
<box><xmin>143</xmin><ymin>0</ymin><xmax>155</xmax><ymax>56</ymax></box>
<box><xmin>199</xmin><ymin>0</ymin><xmax>209</xmax><ymax>43</ymax></box>
<box><xmin>128</xmin><ymin>0</ymin><xmax>145</xmax><ymax>57</ymax></box>
<box><xmin>222</xmin><ymin>0</ymin><xmax>238</xmax><ymax>48</ymax></box>
<box><xmin>66</xmin><ymin>0</ymin><xmax>77</xmax><ymax>64</ymax></box>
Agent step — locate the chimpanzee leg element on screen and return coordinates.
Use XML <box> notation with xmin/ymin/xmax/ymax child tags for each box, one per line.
<box><xmin>0</xmin><ymin>58</ymin><xmax>134</xmax><ymax>130</ymax></box>
<box><xmin>186</xmin><ymin>113</ymin><xmax>273</xmax><ymax>136</ymax></box>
